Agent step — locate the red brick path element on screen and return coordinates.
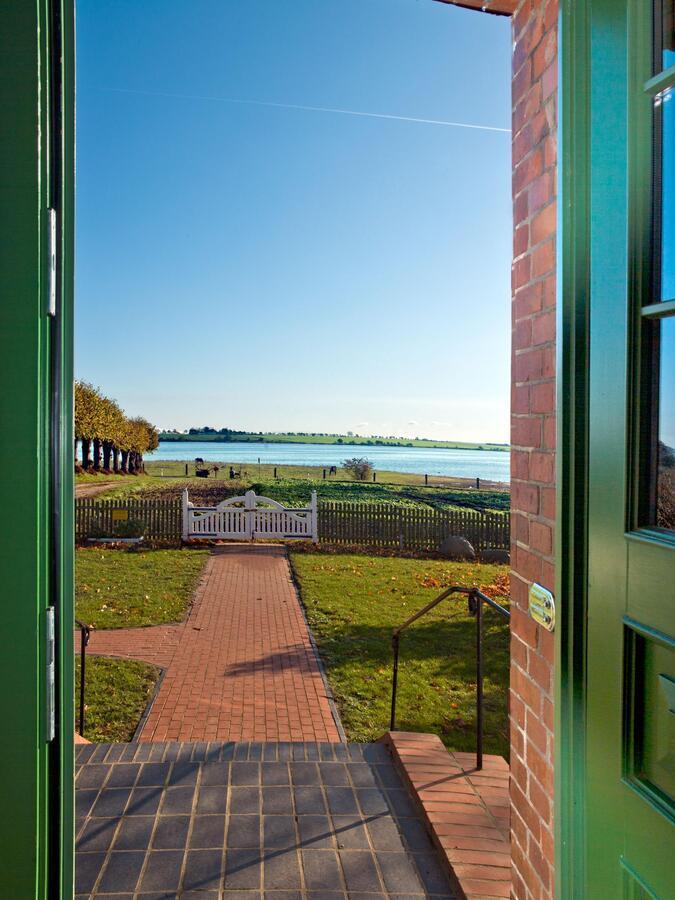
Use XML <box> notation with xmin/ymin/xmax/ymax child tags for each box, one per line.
<box><xmin>86</xmin><ymin>545</ymin><xmax>341</xmax><ymax>743</ymax></box>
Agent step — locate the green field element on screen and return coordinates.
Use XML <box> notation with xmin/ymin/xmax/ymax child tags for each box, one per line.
<box><xmin>77</xmin><ymin>459</ymin><xmax>509</xmax><ymax>513</ymax></box>
<box><xmin>159</xmin><ymin>431</ymin><xmax>509</xmax><ymax>451</ymax></box>
<box><xmin>75</xmin><ymin>547</ymin><xmax>209</xmax><ymax>629</ymax></box>
<box><xmin>291</xmin><ymin>551</ymin><xmax>510</xmax><ymax>757</ymax></box>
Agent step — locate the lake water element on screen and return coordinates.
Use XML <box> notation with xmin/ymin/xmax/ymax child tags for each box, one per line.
<box><xmin>148</xmin><ymin>441</ymin><xmax>510</xmax><ymax>482</ymax></box>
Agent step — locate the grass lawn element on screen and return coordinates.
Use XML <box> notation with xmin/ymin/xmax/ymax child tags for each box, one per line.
<box><xmin>291</xmin><ymin>552</ymin><xmax>510</xmax><ymax>758</ymax></box>
<box><xmin>75</xmin><ymin>547</ymin><xmax>209</xmax><ymax>629</ymax></box>
<box><xmin>76</xmin><ymin>656</ymin><xmax>159</xmax><ymax>742</ymax></box>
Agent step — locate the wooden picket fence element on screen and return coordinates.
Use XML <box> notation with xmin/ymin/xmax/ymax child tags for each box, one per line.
<box><xmin>318</xmin><ymin>502</ymin><xmax>509</xmax><ymax>552</ymax></box>
<box><xmin>75</xmin><ymin>498</ymin><xmax>182</xmax><ymax>543</ymax></box>
<box><xmin>75</xmin><ymin>497</ymin><xmax>509</xmax><ymax>552</ymax></box>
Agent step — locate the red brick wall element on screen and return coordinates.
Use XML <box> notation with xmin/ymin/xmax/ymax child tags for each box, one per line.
<box><xmin>509</xmin><ymin>1</ymin><xmax>557</xmax><ymax>897</ymax></box>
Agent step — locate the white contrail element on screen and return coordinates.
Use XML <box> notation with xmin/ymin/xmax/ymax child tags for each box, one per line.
<box><xmin>102</xmin><ymin>87</ymin><xmax>511</xmax><ymax>133</ymax></box>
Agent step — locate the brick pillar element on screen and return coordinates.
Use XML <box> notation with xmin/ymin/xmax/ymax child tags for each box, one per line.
<box><xmin>510</xmin><ymin>1</ymin><xmax>557</xmax><ymax>897</ymax></box>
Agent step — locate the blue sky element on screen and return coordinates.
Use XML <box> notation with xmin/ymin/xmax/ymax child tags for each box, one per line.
<box><xmin>76</xmin><ymin>0</ymin><xmax>512</xmax><ymax>441</ymax></box>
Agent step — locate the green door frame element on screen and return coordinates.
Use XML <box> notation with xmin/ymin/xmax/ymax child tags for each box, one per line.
<box><xmin>556</xmin><ymin>1</ymin><xmax>674</xmax><ymax>896</ymax></box>
<box><xmin>556</xmin><ymin>4</ymin><xmax>591</xmax><ymax>894</ymax></box>
<box><xmin>0</xmin><ymin>2</ymin><xmax>75</xmax><ymax>897</ymax></box>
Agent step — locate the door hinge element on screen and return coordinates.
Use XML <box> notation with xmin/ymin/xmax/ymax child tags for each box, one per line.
<box><xmin>45</xmin><ymin>606</ymin><xmax>55</xmax><ymax>742</ymax></box>
<box><xmin>47</xmin><ymin>208</ymin><xmax>56</xmax><ymax>317</ymax></box>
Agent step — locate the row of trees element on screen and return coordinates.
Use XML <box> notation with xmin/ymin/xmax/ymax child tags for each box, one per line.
<box><xmin>75</xmin><ymin>382</ymin><xmax>159</xmax><ymax>474</ymax></box>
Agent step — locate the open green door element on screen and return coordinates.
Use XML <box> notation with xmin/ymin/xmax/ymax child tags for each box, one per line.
<box><xmin>0</xmin><ymin>2</ymin><xmax>74</xmax><ymax>897</ymax></box>
<box><xmin>560</xmin><ymin>0</ymin><xmax>675</xmax><ymax>896</ymax></box>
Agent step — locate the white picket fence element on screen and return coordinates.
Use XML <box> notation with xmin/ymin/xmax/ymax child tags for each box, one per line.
<box><xmin>182</xmin><ymin>489</ymin><xmax>318</xmax><ymax>542</ymax></box>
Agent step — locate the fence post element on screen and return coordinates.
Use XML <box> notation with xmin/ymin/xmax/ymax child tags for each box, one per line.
<box><xmin>182</xmin><ymin>489</ymin><xmax>189</xmax><ymax>541</ymax></box>
<box><xmin>310</xmin><ymin>491</ymin><xmax>318</xmax><ymax>543</ymax></box>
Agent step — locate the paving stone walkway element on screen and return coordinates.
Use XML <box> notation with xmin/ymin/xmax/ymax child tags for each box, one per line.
<box><xmin>76</xmin><ymin>740</ymin><xmax>457</xmax><ymax>898</ymax></box>
<box><xmin>86</xmin><ymin>545</ymin><xmax>341</xmax><ymax>743</ymax></box>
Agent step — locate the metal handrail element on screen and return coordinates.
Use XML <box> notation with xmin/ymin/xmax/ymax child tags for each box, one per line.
<box><xmin>75</xmin><ymin>619</ymin><xmax>91</xmax><ymax>736</ymax></box>
<box><xmin>389</xmin><ymin>584</ymin><xmax>510</xmax><ymax>770</ymax></box>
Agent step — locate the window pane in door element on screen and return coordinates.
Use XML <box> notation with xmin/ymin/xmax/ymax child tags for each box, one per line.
<box><xmin>655</xmin><ymin>86</ymin><xmax>675</xmax><ymax>301</ymax></box>
<box><xmin>661</xmin><ymin>1</ymin><xmax>675</xmax><ymax>68</ymax></box>
<box><xmin>653</xmin><ymin>316</ymin><xmax>675</xmax><ymax>530</ymax></box>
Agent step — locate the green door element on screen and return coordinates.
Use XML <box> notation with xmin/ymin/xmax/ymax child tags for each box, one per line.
<box><xmin>584</xmin><ymin>0</ymin><xmax>675</xmax><ymax>895</ymax></box>
<box><xmin>0</xmin><ymin>2</ymin><xmax>74</xmax><ymax>897</ymax></box>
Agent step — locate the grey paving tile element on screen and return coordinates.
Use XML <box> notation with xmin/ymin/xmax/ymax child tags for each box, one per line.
<box><xmin>182</xmin><ymin>848</ymin><xmax>223</xmax><ymax>891</ymax></box>
<box><xmin>333</xmin><ymin>745</ymin><xmax>350</xmax><ymax>761</ymax></box>
<box><xmin>224</xmin><ymin>847</ymin><xmax>263</xmax><ymax>889</ymax></box>
<box><xmin>220</xmin><ymin>741</ymin><xmax>236</xmax><ymax>760</ymax></box>
<box><xmin>152</xmin><ymin>815</ymin><xmax>190</xmax><ymax>849</ymax></box>
<box><xmin>97</xmin><ymin>850</ymin><xmax>144</xmax><ymax>893</ymax></box>
<box><xmin>262</xmin><ymin>762</ymin><xmax>290</xmax><ymax>785</ymax></box>
<box><xmin>234</xmin><ymin>743</ymin><xmax>251</xmax><ymax>760</ymax></box>
<box><xmin>349</xmin><ymin>894</ymin><xmax>386</xmax><ymax>900</ymax></box>
<box><xmin>133</xmin><ymin>744</ymin><xmax>153</xmax><ymax>762</ymax></box>
<box><xmin>374</xmin><ymin>765</ymin><xmax>403</xmax><ymax>789</ymax></box>
<box><xmin>307</xmin><ymin>894</ymin><xmax>344</xmax><ymax>900</ymax></box>
<box><xmin>339</xmin><ymin>850</ymin><xmax>382</xmax><ymax>893</ymax></box>
<box><xmin>201</xmin><ymin>761</ymin><xmax>231</xmax><ymax>785</ymax></box>
<box><xmin>319</xmin><ymin>743</ymin><xmax>336</xmax><ymax>761</ymax></box>
<box><xmin>347</xmin><ymin>745</ymin><xmax>365</xmax><ymax>761</ymax></box>
<box><xmin>356</xmin><ymin>787</ymin><xmax>389</xmax><ymax>816</ymax></box>
<box><xmin>262</xmin><ymin>786</ymin><xmax>293</xmax><ymax>815</ymax></box>
<box><xmin>297</xmin><ymin>814</ymin><xmax>335</xmax><ymax>849</ymax></box>
<box><xmin>263</xmin><ymin>815</ymin><xmax>296</xmax><ymax>849</ymax></box>
<box><xmin>136</xmin><ymin>762</ymin><xmax>170</xmax><ymax>787</ymax></box>
<box><xmin>277</xmin><ymin>742</ymin><xmax>293</xmax><ymax>760</ymax></box>
<box><xmin>230</xmin><ymin>785</ymin><xmax>261</xmax><ymax>814</ymax></box>
<box><xmin>75</xmin><ymin>789</ymin><xmax>98</xmax><ymax>818</ymax></box>
<box><xmin>293</xmin><ymin>785</ymin><xmax>326</xmax><ymax>815</ymax></box>
<box><xmin>411</xmin><ymin>851</ymin><xmax>455</xmax><ymax>895</ymax></box>
<box><xmin>266</xmin><ymin>892</ymin><xmax>302</xmax><ymax>900</ymax></box>
<box><xmin>160</xmin><ymin>785</ymin><xmax>195</xmax><ymax>815</ymax></box>
<box><xmin>384</xmin><ymin>790</ymin><xmax>417</xmax><ymax>818</ymax></box>
<box><xmin>332</xmin><ymin>816</ymin><xmax>370</xmax><ymax>850</ymax></box>
<box><xmin>347</xmin><ymin>763</ymin><xmax>378</xmax><ymax>787</ymax></box>
<box><xmin>263</xmin><ymin>848</ymin><xmax>303</xmax><ymax>889</ymax></box>
<box><xmin>112</xmin><ymin>815</ymin><xmax>155</xmax><ymax>851</ymax></box>
<box><xmin>181</xmin><ymin>893</ymin><xmax>220</xmax><ymax>899</ymax></box>
<box><xmin>76</xmin><ymin>764</ymin><xmax>110</xmax><ymax>790</ymax></box>
<box><xmin>127</xmin><ymin>786</ymin><xmax>163</xmax><ymax>816</ymax></box>
<box><xmin>366</xmin><ymin>816</ymin><xmax>406</xmax><ymax>852</ymax></box>
<box><xmin>190</xmin><ymin>815</ymin><xmax>226</xmax><ymax>849</ymax></box>
<box><xmin>74</xmin><ymin>851</ymin><xmax>106</xmax><ymax>893</ymax></box>
<box><xmin>305</xmin><ymin>743</ymin><xmax>320</xmax><ymax>761</ymax></box>
<box><xmin>192</xmin><ymin>741</ymin><xmax>209</xmax><ymax>761</ymax></box>
<box><xmin>377</xmin><ymin>852</ymin><xmax>424</xmax><ymax>894</ymax></box>
<box><xmin>169</xmin><ymin>761</ymin><xmax>199</xmax><ymax>786</ymax></box>
<box><xmin>397</xmin><ymin>818</ymin><xmax>434</xmax><ymax>852</ymax></box>
<box><xmin>232</xmin><ymin>761</ymin><xmax>260</xmax><ymax>785</ymax></box>
<box><xmin>362</xmin><ymin>745</ymin><xmax>390</xmax><ymax>763</ymax></box>
<box><xmin>319</xmin><ymin>763</ymin><xmax>350</xmax><ymax>785</ymax></box>
<box><xmin>263</xmin><ymin>743</ymin><xmax>279</xmax><ymax>761</ymax></box>
<box><xmin>197</xmin><ymin>784</ymin><xmax>228</xmax><ymax>814</ymax></box>
<box><xmin>227</xmin><ymin>815</ymin><xmax>261</xmax><ymax>848</ymax></box>
<box><xmin>91</xmin><ymin>788</ymin><xmax>131</xmax><ymax>818</ymax></box>
<box><xmin>76</xmin><ymin>817</ymin><xmax>118</xmax><ymax>852</ymax></box>
<box><xmin>325</xmin><ymin>786</ymin><xmax>359</xmax><ymax>816</ymax></box>
<box><xmin>302</xmin><ymin>848</ymin><xmax>343</xmax><ymax>891</ymax></box>
<box><xmin>249</xmin><ymin>742</ymin><xmax>264</xmax><ymax>760</ymax></box>
<box><xmin>105</xmin><ymin>763</ymin><xmax>140</xmax><ymax>788</ymax></box>
<box><xmin>290</xmin><ymin>762</ymin><xmax>320</xmax><ymax>785</ymax></box>
<box><xmin>138</xmin><ymin>850</ymin><xmax>184</xmax><ymax>892</ymax></box>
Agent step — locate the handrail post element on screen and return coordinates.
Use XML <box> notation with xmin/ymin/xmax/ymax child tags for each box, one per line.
<box><xmin>475</xmin><ymin>591</ymin><xmax>483</xmax><ymax>770</ymax></box>
<box><xmin>75</xmin><ymin>620</ymin><xmax>90</xmax><ymax>737</ymax></box>
<box><xmin>390</xmin><ymin>632</ymin><xmax>400</xmax><ymax>731</ymax></box>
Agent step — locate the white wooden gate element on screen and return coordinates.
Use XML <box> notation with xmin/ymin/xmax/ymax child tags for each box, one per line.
<box><xmin>182</xmin><ymin>489</ymin><xmax>318</xmax><ymax>542</ymax></box>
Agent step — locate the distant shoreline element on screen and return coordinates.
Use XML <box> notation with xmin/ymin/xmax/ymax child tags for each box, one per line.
<box><xmin>158</xmin><ymin>433</ymin><xmax>509</xmax><ymax>452</ymax></box>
